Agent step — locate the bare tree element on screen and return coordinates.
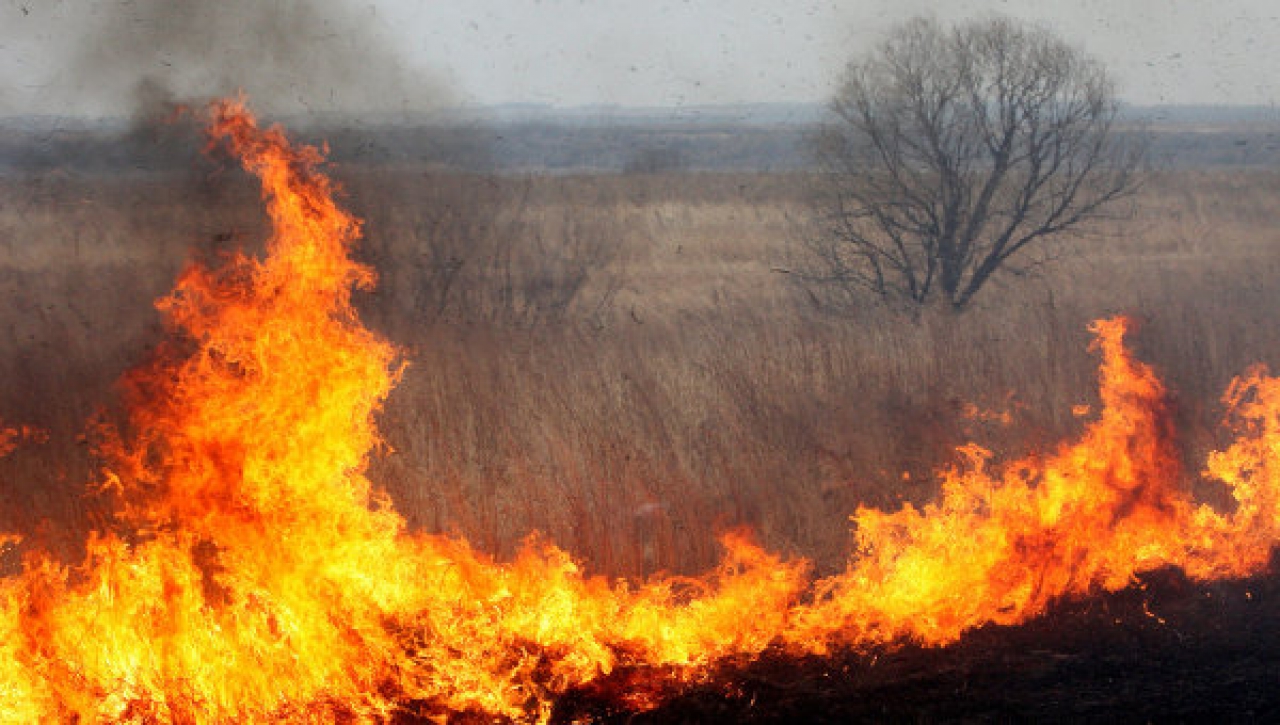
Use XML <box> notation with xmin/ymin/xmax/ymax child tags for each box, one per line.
<box><xmin>801</xmin><ymin>16</ymin><xmax>1143</xmax><ymax>311</ymax></box>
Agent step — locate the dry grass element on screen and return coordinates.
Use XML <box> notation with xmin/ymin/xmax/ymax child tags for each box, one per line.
<box><xmin>2</xmin><ymin>165</ymin><xmax>1280</xmax><ymax>576</ymax></box>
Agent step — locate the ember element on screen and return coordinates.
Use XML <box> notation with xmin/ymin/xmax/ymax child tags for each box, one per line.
<box><xmin>1</xmin><ymin>100</ymin><xmax>1279</xmax><ymax>722</ymax></box>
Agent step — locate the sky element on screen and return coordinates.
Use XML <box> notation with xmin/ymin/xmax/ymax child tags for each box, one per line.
<box><xmin>1</xmin><ymin>0</ymin><xmax>1278</xmax><ymax>117</ymax></box>
<box><xmin>403</xmin><ymin>0</ymin><xmax>1280</xmax><ymax>108</ymax></box>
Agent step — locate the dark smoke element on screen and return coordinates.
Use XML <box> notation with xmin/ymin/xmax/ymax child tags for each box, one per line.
<box><xmin>34</xmin><ymin>0</ymin><xmax>452</xmax><ymax>121</ymax></box>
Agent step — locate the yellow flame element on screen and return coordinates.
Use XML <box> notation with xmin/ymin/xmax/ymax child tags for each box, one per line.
<box><xmin>2</xmin><ymin>99</ymin><xmax>1280</xmax><ymax>722</ymax></box>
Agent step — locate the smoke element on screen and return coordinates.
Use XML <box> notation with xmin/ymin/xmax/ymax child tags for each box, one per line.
<box><xmin>5</xmin><ymin>0</ymin><xmax>452</xmax><ymax>120</ymax></box>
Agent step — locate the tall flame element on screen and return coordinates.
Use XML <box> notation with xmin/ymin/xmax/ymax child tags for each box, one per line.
<box><xmin>1</xmin><ymin>100</ymin><xmax>1279</xmax><ymax>722</ymax></box>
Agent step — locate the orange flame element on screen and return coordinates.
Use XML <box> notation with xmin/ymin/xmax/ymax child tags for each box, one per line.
<box><xmin>2</xmin><ymin>100</ymin><xmax>1279</xmax><ymax>721</ymax></box>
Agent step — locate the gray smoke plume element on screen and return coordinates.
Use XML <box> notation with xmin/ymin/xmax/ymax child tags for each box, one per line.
<box><xmin>3</xmin><ymin>0</ymin><xmax>452</xmax><ymax>121</ymax></box>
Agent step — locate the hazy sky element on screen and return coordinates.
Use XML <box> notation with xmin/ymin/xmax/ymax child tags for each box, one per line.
<box><xmin>1</xmin><ymin>0</ymin><xmax>1278</xmax><ymax>116</ymax></box>
<box><xmin>406</xmin><ymin>0</ymin><xmax>1280</xmax><ymax>108</ymax></box>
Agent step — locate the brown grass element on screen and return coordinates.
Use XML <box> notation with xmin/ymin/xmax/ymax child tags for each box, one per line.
<box><xmin>2</xmin><ymin>165</ymin><xmax>1280</xmax><ymax>577</ymax></box>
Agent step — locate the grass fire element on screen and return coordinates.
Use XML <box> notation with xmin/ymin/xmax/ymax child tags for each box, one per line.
<box><xmin>1</xmin><ymin>100</ymin><xmax>1279</xmax><ymax>722</ymax></box>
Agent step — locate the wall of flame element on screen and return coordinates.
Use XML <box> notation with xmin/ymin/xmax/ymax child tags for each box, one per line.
<box><xmin>1</xmin><ymin>100</ymin><xmax>1279</xmax><ymax>722</ymax></box>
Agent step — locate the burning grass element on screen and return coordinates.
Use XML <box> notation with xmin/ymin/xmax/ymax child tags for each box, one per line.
<box><xmin>2</xmin><ymin>102</ymin><xmax>1280</xmax><ymax>721</ymax></box>
<box><xmin>556</xmin><ymin>565</ymin><xmax>1280</xmax><ymax>723</ymax></box>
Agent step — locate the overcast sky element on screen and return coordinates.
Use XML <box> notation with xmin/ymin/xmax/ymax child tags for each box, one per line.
<box><xmin>1</xmin><ymin>0</ymin><xmax>1278</xmax><ymax>117</ymax></box>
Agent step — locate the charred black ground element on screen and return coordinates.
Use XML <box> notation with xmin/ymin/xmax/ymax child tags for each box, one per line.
<box><xmin>534</xmin><ymin>561</ymin><xmax>1280</xmax><ymax>723</ymax></box>
<box><xmin>383</xmin><ymin>557</ymin><xmax>1280</xmax><ymax>723</ymax></box>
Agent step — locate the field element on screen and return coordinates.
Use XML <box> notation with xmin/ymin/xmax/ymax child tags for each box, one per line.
<box><xmin>3</xmin><ymin>154</ymin><xmax>1280</xmax><ymax>585</ymax></box>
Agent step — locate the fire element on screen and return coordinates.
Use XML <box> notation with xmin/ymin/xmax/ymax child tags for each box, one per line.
<box><xmin>1</xmin><ymin>99</ymin><xmax>1278</xmax><ymax>722</ymax></box>
<box><xmin>786</xmin><ymin>318</ymin><xmax>1262</xmax><ymax>649</ymax></box>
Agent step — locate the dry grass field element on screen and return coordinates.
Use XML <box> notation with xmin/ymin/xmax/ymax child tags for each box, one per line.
<box><xmin>2</xmin><ymin>161</ymin><xmax>1280</xmax><ymax>577</ymax></box>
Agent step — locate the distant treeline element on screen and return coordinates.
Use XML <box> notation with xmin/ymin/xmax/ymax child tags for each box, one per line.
<box><xmin>2</xmin><ymin>121</ymin><xmax>1279</xmax><ymax>174</ymax></box>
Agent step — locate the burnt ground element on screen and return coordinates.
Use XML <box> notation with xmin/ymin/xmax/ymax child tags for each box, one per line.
<box><xmin>546</xmin><ymin>563</ymin><xmax>1280</xmax><ymax>724</ymax></box>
